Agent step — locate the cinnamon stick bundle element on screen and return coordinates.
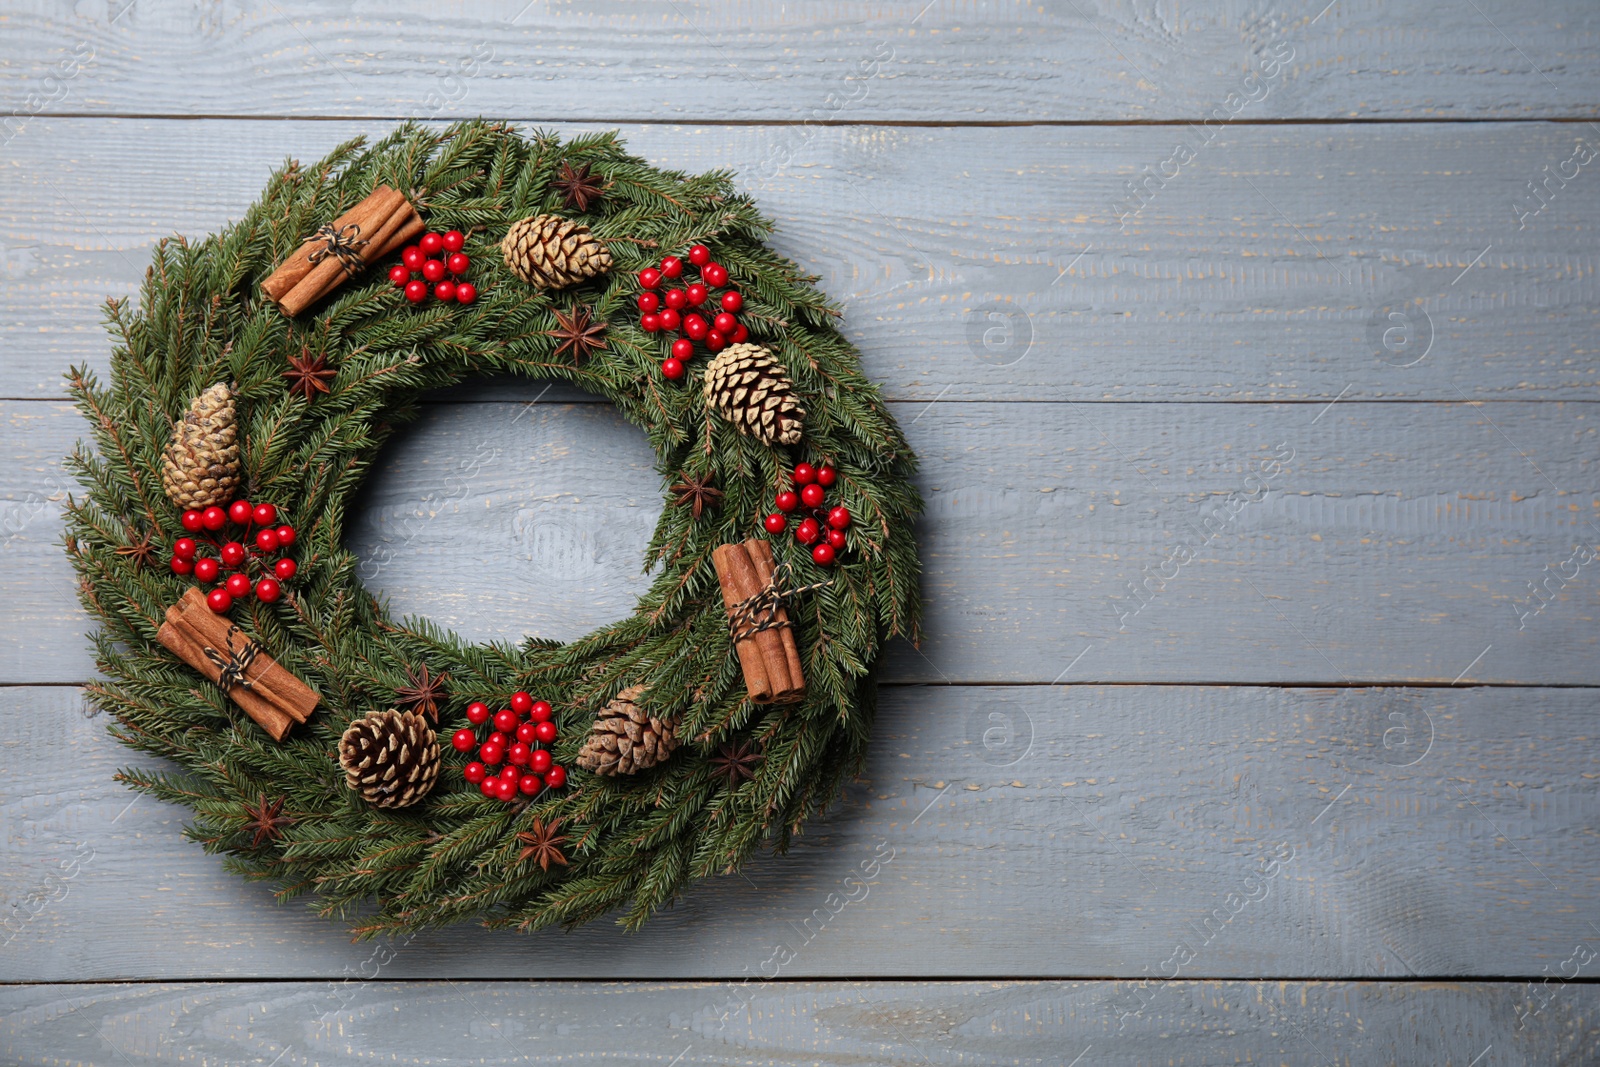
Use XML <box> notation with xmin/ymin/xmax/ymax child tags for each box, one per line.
<box><xmin>156</xmin><ymin>587</ymin><xmax>321</xmax><ymax>740</ymax></box>
<box><xmin>712</xmin><ymin>538</ymin><xmax>806</xmax><ymax>705</ymax></box>
<box><xmin>260</xmin><ymin>185</ymin><xmax>424</xmax><ymax>317</ymax></box>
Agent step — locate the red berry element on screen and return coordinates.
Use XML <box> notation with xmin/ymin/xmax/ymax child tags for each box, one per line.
<box><xmin>500</xmin><ymin>764</ymin><xmax>520</xmax><ymax>781</ymax></box>
<box><xmin>662</xmin><ymin>358</ymin><xmax>685</xmax><ymax>380</ymax></box>
<box><xmin>828</xmin><ymin>505</ymin><xmax>851</xmax><ymax>529</ymax></box>
<box><xmin>826</xmin><ymin>528</ymin><xmax>847</xmax><ymax>549</ymax></box>
<box><xmin>487</xmin><ymin>731</ymin><xmax>508</xmax><ymax>749</ymax></box>
<box><xmin>731</xmin><ymin>324</ymin><xmax>750</xmax><ymax>344</ymax></box>
<box><xmin>452</xmin><ymin>728</ymin><xmax>477</xmax><ymax>752</ymax></box>
<box><xmin>455</xmin><ymin>282</ymin><xmax>477</xmax><ymax>304</ymax></box>
<box><xmin>402</xmin><ymin>246</ymin><xmax>425</xmax><ymax>270</ymax></box>
<box><xmin>775</xmin><ymin>491</ymin><xmax>799</xmax><ymax>512</ymax></box>
<box><xmin>170</xmin><ymin>556</ymin><xmax>193</xmax><ymax>575</ymax></box>
<box><xmin>641</xmin><ymin>313</ymin><xmax>662</xmax><ymax>332</ymax></box>
<box><xmin>529</xmin><ymin>748</ymin><xmax>552</xmax><ymax>774</ymax></box>
<box><xmin>479</xmin><ymin>776</ymin><xmax>499</xmax><ymax>798</ymax></box>
<box><xmin>194</xmin><ymin>557</ymin><xmax>220</xmax><ymax>583</ymax></box>
<box><xmin>181</xmin><ymin>510</ymin><xmax>204</xmax><ymax>532</ymax></box>
<box><xmin>793</xmin><ymin>463</ymin><xmax>816</xmax><ymax>485</ymax></box>
<box><xmin>516</xmin><ymin>721</ymin><xmax>537</xmax><ymax>744</ymax></box>
<box><xmin>420</xmin><ymin>232</ymin><xmax>443</xmax><ymax>256</ymax></box>
<box><xmin>201</xmin><ymin>506</ymin><xmax>227</xmax><ymax>531</ymax></box>
<box><xmin>816</xmin><ymin>465</ymin><xmax>837</xmax><ymax>487</ymax></box>
<box><xmin>480</xmin><ymin>743</ymin><xmax>504</xmax><ymax>766</ymax></box>
<box><xmin>688</xmin><ymin>244</ymin><xmax>711</xmax><ymax>266</ymax></box>
<box><xmin>255</xmin><ymin>528</ymin><xmax>280</xmax><ymax>552</ymax></box>
<box><xmin>493</xmin><ymin>708</ymin><xmax>519</xmax><ymax>733</ymax></box>
<box><xmin>705</xmin><ymin>331</ymin><xmax>726</xmax><ymax>352</ymax></box>
<box><xmin>638</xmin><ymin>268</ymin><xmax>662</xmax><ymax>289</ymax></box>
<box><xmin>495</xmin><ymin>777</ymin><xmax>518</xmax><ymax>802</ymax></box>
<box><xmin>434</xmin><ymin>280</ymin><xmax>456</xmax><ymax>302</ymax></box>
<box><xmin>466</xmin><ymin>701</ymin><xmax>490</xmax><ymax>725</ymax></box>
<box><xmin>275</xmin><ymin>524</ymin><xmax>295</xmax><ymax>547</ymax></box>
<box><xmin>389</xmin><ymin>264</ymin><xmax>410</xmax><ymax>287</ymax></box>
<box><xmin>763</xmin><ymin>513</ymin><xmax>787</xmax><ymax>534</ymax></box>
<box><xmin>658</xmin><ymin>308</ymin><xmax>681</xmax><ymax>331</ymax></box>
<box><xmin>274</xmin><ymin>558</ymin><xmax>297</xmax><ymax>581</ymax></box>
<box><xmin>660</xmin><ymin>256</ymin><xmax>683</xmax><ymax>278</ymax></box>
<box><xmin>464</xmin><ymin>761</ymin><xmax>487</xmax><ymax>784</ymax></box>
<box><xmin>206</xmin><ymin>588</ymin><xmax>233</xmax><ymax>614</ymax></box>
<box><xmin>663</xmin><ymin>288</ymin><xmax>687</xmax><ymax>310</ymax></box>
<box><xmin>530</xmin><ymin>700</ymin><xmax>553</xmax><ymax>722</ymax></box>
<box><xmin>533</xmin><ymin>720</ymin><xmax>557</xmax><ymax>744</ymax></box>
<box><xmin>670</xmin><ymin>338</ymin><xmax>694</xmax><ymax>360</ymax></box>
<box><xmin>812</xmin><ymin>542</ymin><xmax>836</xmax><ymax>566</ymax></box>
<box><xmin>446</xmin><ymin>252</ymin><xmax>470</xmax><ymax>275</ymax></box>
<box><xmin>795</xmin><ymin>518</ymin><xmax>821</xmax><ymax>545</ymax></box>
<box><xmin>638</xmin><ymin>292</ymin><xmax>661</xmax><ymax>314</ymax></box>
<box><xmin>510</xmin><ymin>692</ymin><xmax>533</xmax><ymax>714</ymax></box>
<box><xmin>404</xmin><ymin>279</ymin><xmax>428</xmax><ymax>303</ymax></box>
<box><xmin>518</xmin><ymin>773</ymin><xmax>544</xmax><ymax>796</ymax></box>
<box><xmin>713</xmin><ymin>312</ymin><xmax>738</xmax><ymax>334</ymax></box>
<box><xmin>704</xmin><ymin>262</ymin><xmax>729</xmax><ymax>287</ymax></box>
<box><xmin>442</xmin><ymin>230</ymin><xmax>465</xmax><ymax>253</ymax></box>
<box><xmin>422</xmin><ymin>259</ymin><xmax>446</xmax><ymax>283</ymax></box>
<box><xmin>228</xmin><ymin>500</ymin><xmax>252</xmax><ymax>525</ymax></box>
<box><xmin>545</xmin><ymin>764</ymin><xmax>568</xmax><ymax>789</ymax></box>
<box><xmin>720</xmin><ymin>291</ymin><xmax>743</xmax><ymax>313</ymax></box>
<box><xmin>800</xmin><ymin>483</ymin><xmax>826</xmax><ymax>508</ymax></box>
<box><xmin>173</xmin><ymin>537</ymin><xmax>198</xmax><ymax>560</ymax></box>
<box><xmin>220</xmin><ymin>542</ymin><xmax>246</xmax><ymax>568</ymax></box>
<box><xmin>251</xmin><ymin>502</ymin><xmax>277</xmax><ymax>526</ymax></box>
<box><xmin>683</xmin><ymin>315</ymin><xmax>708</xmax><ymax>340</ymax></box>
<box><xmin>224</xmin><ymin>572</ymin><xmax>252</xmax><ymax>599</ymax></box>
<box><xmin>253</xmin><ymin>577</ymin><xmax>281</xmax><ymax>604</ymax></box>
<box><xmin>508</xmin><ymin>742</ymin><xmax>531</xmax><ymax>766</ymax></box>
<box><xmin>686</xmin><ymin>283</ymin><xmax>708</xmax><ymax>306</ymax></box>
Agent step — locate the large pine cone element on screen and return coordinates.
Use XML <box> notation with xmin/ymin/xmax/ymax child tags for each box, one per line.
<box><xmin>703</xmin><ymin>343</ymin><xmax>806</xmax><ymax>447</ymax></box>
<box><xmin>500</xmin><ymin>214</ymin><xmax>612</xmax><ymax>290</ymax></box>
<box><xmin>576</xmin><ymin>686</ymin><xmax>679</xmax><ymax>776</ymax></box>
<box><xmin>338</xmin><ymin>709</ymin><xmax>441</xmax><ymax>809</ymax></box>
<box><xmin>160</xmin><ymin>382</ymin><xmax>241</xmax><ymax>509</ymax></box>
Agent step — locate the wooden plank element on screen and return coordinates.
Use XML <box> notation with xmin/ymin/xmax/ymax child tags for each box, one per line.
<box><xmin>2</xmin><ymin>684</ymin><xmax>1595</xmax><ymax>980</ymax></box>
<box><xmin>4</xmin><ymin>119</ymin><xmax>1600</xmax><ymax>403</ymax></box>
<box><xmin>2</xmin><ymin>979</ymin><xmax>1595</xmax><ymax>1065</ymax></box>
<box><xmin>6</xmin><ymin>398</ymin><xmax>1599</xmax><ymax>686</ymax></box>
<box><xmin>3</xmin><ymin>0</ymin><xmax>1598</xmax><ymax>121</ymax></box>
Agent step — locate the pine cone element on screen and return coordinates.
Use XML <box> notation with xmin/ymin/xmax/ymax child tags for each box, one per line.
<box><xmin>501</xmin><ymin>214</ymin><xmax>613</xmax><ymax>290</ymax></box>
<box><xmin>160</xmin><ymin>382</ymin><xmax>241</xmax><ymax>510</ymax></box>
<box><xmin>703</xmin><ymin>343</ymin><xmax>806</xmax><ymax>447</ymax></box>
<box><xmin>576</xmin><ymin>686</ymin><xmax>679</xmax><ymax>776</ymax></box>
<box><xmin>338</xmin><ymin>709</ymin><xmax>441</xmax><ymax>809</ymax></box>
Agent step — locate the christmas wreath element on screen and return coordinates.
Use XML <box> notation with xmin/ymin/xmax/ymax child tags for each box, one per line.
<box><xmin>62</xmin><ymin>121</ymin><xmax>921</xmax><ymax>935</ymax></box>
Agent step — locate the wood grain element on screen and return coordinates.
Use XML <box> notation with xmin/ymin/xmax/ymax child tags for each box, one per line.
<box><xmin>3</xmin><ymin>119</ymin><xmax>1599</xmax><ymax>402</ymax></box>
<box><xmin>3</xmin><ymin>683</ymin><xmax>1595</xmax><ymax>981</ymax></box>
<box><xmin>5</xmin><ymin>398</ymin><xmax>1598</xmax><ymax>686</ymax></box>
<box><xmin>3</xmin><ymin>0</ymin><xmax>1598</xmax><ymax>121</ymax></box>
<box><xmin>2</xmin><ymin>979</ymin><xmax>1595</xmax><ymax>1065</ymax></box>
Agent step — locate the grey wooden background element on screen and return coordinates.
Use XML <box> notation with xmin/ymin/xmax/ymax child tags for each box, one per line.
<box><xmin>3</xmin><ymin>1</ymin><xmax>1599</xmax><ymax>1063</ymax></box>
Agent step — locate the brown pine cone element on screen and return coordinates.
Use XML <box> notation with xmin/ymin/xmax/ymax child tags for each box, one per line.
<box><xmin>500</xmin><ymin>214</ymin><xmax>613</xmax><ymax>290</ymax></box>
<box><xmin>160</xmin><ymin>382</ymin><xmax>241</xmax><ymax>510</ymax></box>
<box><xmin>338</xmin><ymin>709</ymin><xmax>441</xmax><ymax>809</ymax></box>
<box><xmin>702</xmin><ymin>343</ymin><xmax>806</xmax><ymax>446</ymax></box>
<box><xmin>576</xmin><ymin>685</ymin><xmax>679</xmax><ymax>776</ymax></box>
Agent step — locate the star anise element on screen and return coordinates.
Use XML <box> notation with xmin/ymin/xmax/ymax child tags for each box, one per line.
<box><xmin>240</xmin><ymin>794</ymin><xmax>293</xmax><ymax>848</ymax></box>
<box><xmin>114</xmin><ymin>528</ymin><xmax>158</xmax><ymax>570</ymax></box>
<box><xmin>514</xmin><ymin>818</ymin><xmax>569</xmax><ymax>871</ymax></box>
<box><xmin>395</xmin><ymin>663</ymin><xmax>449</xmax><ymax>724</ymax></box>
<box><xmin>710</xmin><ymin>738</ymin><xmax>763</xmax><ymax>789</ymax></box>
<box><xmin>670</xmin><ymin>472</ymin><xmax>724</xmax><ymax>519</ymax></box>
<box><xmin>545</xmin><ymin>305</ymin><xmax>607</xmax><ymax>365</ymax></box>
<box><xmin>551</xmin><ymin>160</ymin><xmax>606</xmax><ymax>213</ymax></box>
<box><xmin>283</xmin><ymin>348</ymin><xmax>336</xmax><ymax>402</ymax></box>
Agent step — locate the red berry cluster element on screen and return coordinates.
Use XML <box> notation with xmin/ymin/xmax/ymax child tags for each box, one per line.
<box><xmin>171</xmin><ymin>501</ymin><xmax>298</xmax><ymax>613</ymax></box>
<box><xmin>762</xmin><ymin>463</ymin><xmax>851</xmax><ymax>566</ymax></box>
<box><xmin>450</xmin><ymin>691</ymin><xmax>569</xmax><ymax>802</ymax></box>
<box><xmin>389</xmin><ymin>229</ymin><xmax>477</xmax><ymax>305</ymax></box>
<box><xmin>636</xmin><ymin>244</ymin><xmax>749</xmax><ymax>381</ymax></box>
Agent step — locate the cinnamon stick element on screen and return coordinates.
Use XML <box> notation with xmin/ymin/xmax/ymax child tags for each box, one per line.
<box><xmin>713</xmin><ymin>543</ymin><xmax>774</xmax><ymax>703</ymax></box>
<box><xmin>261</xmin><ymin>185</ymin><xmax>422</xmax><ymax>317</ymax></box>
<box><xmin>157</xmin><ymin>603</ymin><xmax>295</xmax><ymax>740</ymax></box>
<box><xmin>261</xmin><ymin>186</ymin><xmax>401</xmax><ymax>304</ymax></box>
<box><xmin>170</xmin><ymin>589</ymin><xmax>319</xmax><ymax>724</ymax></box>
<box><xmin>746</xmin><ymin>538</ymin><xmax>806</xmax><ymax>703</ymax></box>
